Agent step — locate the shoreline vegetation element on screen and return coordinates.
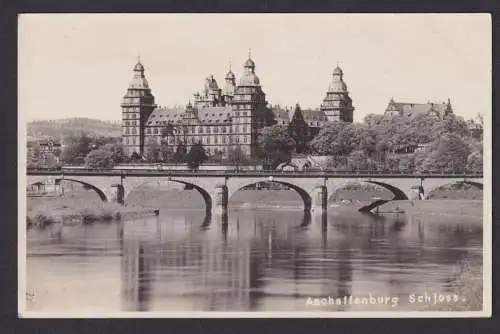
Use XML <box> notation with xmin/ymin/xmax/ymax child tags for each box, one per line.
<box><xmin>431</xmin><ymin>258</ymin><xmax>483</xmax><ymax>311</ymax></box>
<box><xmin>26</xmin><ymin>198</ymin><xmax>156</xmax><ymax>229</ymax></box>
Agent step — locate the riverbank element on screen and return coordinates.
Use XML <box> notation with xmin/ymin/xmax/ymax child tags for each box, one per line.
<box><xmin>27</xmin><ymin>196</ymin><xmax>157</xmax><ymax>229</ymax></box>
<box><xmin>429</xmin><ymin>258</ymin><xmax>483</xmax><ymax>311</ymax></box>
<box><xmin>375</xmin><ymin>199</ymin><xmax>483</xmax><ymax>217</ymax></box>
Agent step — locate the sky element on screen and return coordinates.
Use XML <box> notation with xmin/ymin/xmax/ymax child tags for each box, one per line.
<box><xmin>18</xmin><ymin>14</ymin><xmax>491</xmax><ymax>123</ymax></box>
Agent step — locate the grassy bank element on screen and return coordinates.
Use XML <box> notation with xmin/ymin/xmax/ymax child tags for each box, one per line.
<box><xmin>430</xmin><ymin>258</ymin><xmax>483</xmax><ymax>311</ymax></box>
<box><xmin>27</xmin><ymin>193</ymin><xmax>157</xmax><ymax>229</ymax></box>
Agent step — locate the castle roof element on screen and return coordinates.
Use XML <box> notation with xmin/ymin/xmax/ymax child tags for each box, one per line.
<box><xmin>302</xmin><ymin>109</ymin><xmax>328</xmax><ymax>121</ymax></box>
<box><xmin>197</xmin><ymin>106</ymin><xmax>233</xmax><ymax>123</ymax></box>
<box><xmin>386</xmin><ymin>99</ymin><xmax>453</xmax><ymax>118</ymax></box>
<box><xmin>146</xmin><ymin>105</ymin><xmax>233</xmax><ymax>126</ymax></box>
<box><xmin>147</xmin><ymin>106</ymin><xmax>186</xmax><ymax>125</ymax></box>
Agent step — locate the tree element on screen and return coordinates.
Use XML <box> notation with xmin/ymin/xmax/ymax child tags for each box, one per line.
<box><xmin>145</xmin><ymin>137</ymin><xmax>161</xmax><ymax>163</ymax></box>
<box><xmin>186</xmin><ymin>142</ymin><xmax>207</xmax><ymax>170</ymax></box>
<box><xmin>288</xmin><ymin>104</ymin><xmax>309</xmax><ymax>154</ymax></box>
<box><xmin>258</xmin><ymin>125</ymin><xmax>296</xmax><ymax>169</ymax></box>
<box><xmin>466</xmin><ymin>151</ymin><xmax>483</xmax><ymax>173</ymax></box>
<box><xmin>61</xmin><ymin>133</ymin><xmax>93</xmax><ymax>165</ymax></box>
<box><xmin>432</xmin><ymin>113</ymin><xmax>470</xmax><ymax>138</ymax></box>
<box><xmin>101</xmin><ymin>142</ymin><xmax>126</xmax><ymax>164</ymax></box>
<box><xmin>308</xmin><ymin>121</ymin><xmax>357</xmax><ymax>156</ymax></box>
<box><xmin>172</xmin><ymin>142</ymin><xmax>187</xmax><ymax>163</ymax></box>
<box><xmin>415</xmin><ymin>133</ymin><xmax>469</xmax><ymax>173</ymax></box>
<box><xmin>85</xmin><ymin>148</ymin><xmax>114</xmax><ymax>169</ymax></box>
<box><xmin>227</xmin><ymin>146</ymin><xmax>248</xmax><ymax>170</ymax></box>
<box><xmin>130</xmin><ymin>151</ymin><xmax>142</xmax><ymax>163</ymax></box>
<box><xmin>160</xmin><ymin>138</ymin><xmax>174</xmax><ymax>162</ymax></box>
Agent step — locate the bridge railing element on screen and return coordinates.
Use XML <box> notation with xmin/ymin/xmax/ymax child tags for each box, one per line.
<box><xmin>26</xmin><ymin>167</ymin><xmax>483</xmax><ymax>178</ymax></box>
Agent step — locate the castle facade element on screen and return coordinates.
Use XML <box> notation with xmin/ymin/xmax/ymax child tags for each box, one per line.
<box><xmin>120</xmin><ymin>55</ymin><xmax>355</xmax><ymax>158</ymax></box>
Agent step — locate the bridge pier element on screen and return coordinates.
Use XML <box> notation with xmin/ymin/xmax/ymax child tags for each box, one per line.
<box><xmin>110</xmin><ymin>184</ymin><xmax>125</xmax><ymax>205</ymax></box>
<box><xmin>311</xmin><ymin>185</ymin><xmax>328</xmax><ymax>213</ymax></box>
<box><xmin>213</xmin><ymin>183</ymin><xmax>228</xmax><ymax>215</ymax></box>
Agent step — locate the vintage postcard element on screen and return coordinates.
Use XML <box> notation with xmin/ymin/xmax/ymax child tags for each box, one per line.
<box><xmin>18</xmin><ymin>13</ymin><xmax>491</xmax><ymax>317</ymax></box>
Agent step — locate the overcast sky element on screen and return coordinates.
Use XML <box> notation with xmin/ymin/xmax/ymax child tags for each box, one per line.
<box><xmin>19</xmin><ymin>14</ymin><xmax>491</xmax><ymax>123</ymax></box>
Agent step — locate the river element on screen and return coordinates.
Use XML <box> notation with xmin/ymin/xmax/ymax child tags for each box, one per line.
<box><xmin>25</xmin><ymin>206</ymin><xmax>483</xmax><ymax>313</ymax></box>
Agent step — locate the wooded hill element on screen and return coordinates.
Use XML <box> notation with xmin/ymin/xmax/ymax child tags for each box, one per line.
<box><xmin>27</xmin><ymin>118</ymin><xmax>121</xmax><ymax>139</ymax></box>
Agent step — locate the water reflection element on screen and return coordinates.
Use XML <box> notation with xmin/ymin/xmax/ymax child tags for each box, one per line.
<box><xmin>26</xmin><ymin>208</ymin><xmax>483</xmax><ymax>312</ymax></box>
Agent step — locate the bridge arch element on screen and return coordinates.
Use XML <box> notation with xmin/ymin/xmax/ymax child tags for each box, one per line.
<box><xmin>27</xmin><ymin>178</ymin><xmax>108</xmax><ymax>202</ymax></box>
<box><xmin>124</xmin><ymin>178</ymin><xmax>212</xmax><ymax>214</ymax></box>
<box><xmin>228</xmin><ymin>180</ymin><xmax>312</xmax><ymax>212</ymax></box>
<box><xmin>424</xmin><ymin>180</ymin><xmax>483</xmax><ymax>200</ymax></box>
<box><xmin>328</xmin><ymin>179</ymin><xmax>411</xmax><ymax>203</ymax></box>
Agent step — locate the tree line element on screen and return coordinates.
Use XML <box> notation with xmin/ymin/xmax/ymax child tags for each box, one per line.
<box><xmin>258</xmin><ymin>104</ymin><xmax>483</xmax><ymax>173</ymax></box>
<box><xmin>28</xmin><ymin>105</ymin><xmax>483</xmax><ymax>173</ymax></box>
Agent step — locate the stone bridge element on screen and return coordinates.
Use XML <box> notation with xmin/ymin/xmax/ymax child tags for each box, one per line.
<box><xmin>26</xmin><ymin>170</ymin><xmax>483</xmax><ymax>215</ymax></box>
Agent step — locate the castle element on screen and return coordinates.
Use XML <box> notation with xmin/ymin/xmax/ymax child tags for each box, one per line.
<box><xmin>384</xmin><ymin>98</ymin><xmax>453</xmax><ymax>119</ymax></box>
<box><xmin>120</xmin><ymin>53</ymin><xmax>355</xmax><ymax>158</ymax></box>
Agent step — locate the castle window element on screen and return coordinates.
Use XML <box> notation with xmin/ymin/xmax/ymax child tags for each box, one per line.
<box><xmin>221</xmin><ymin>126</ymin><xmax>226</xmax><ymax>133</ymax></box>
<box><xmin>207</xmin><ymin>137</ymin><xmax>211</xmax><ymax>144</ymax></box>
<box><xmin>236</xmin><ymin>137</ymin><xmax>239</xmax><ymax>143</ymax></box>
<box><xmin>125</xmin><ymin>121</ymin><xmax>130</xmax><ymax>126</ymax></box>
<box><xmin>125</xmin><ymin>128</ymin><xmax>130</xmax><ymax>134</ymax></box>
<box><xmin>222</xmin><ymin>137</ymin><xmax>226</xmax><ymax>144</ymax></box>
<box><xmin>207</xmin><ymin>127</ymin><xmax>211</xmax><ymax>134</ymax></box>
<box><xmin>132</xmin><ymin>128</ymin><xmax>136</xmax><ymax>134</ymax></box>
<box><xmin>125</xmin><ymin>137</ymin><xmax>129</xmax><ymax>144</ymax></box>
<box><xmin>147</xmin><ymin>128</ymin><xmax>151</xmax><ymax>134</ymax></box>
<box><xmin>214</xmin><ymin>126</ymin><xmax>218</xmax><ymax>133</ymax></box>
<box><xmin>154</xmin><ymin>128</ymin><xmax>158</xmax><ymax>134</ymax></box>
<box><xmin>214</xmin><ymin>136</ymin><xmax>218</xmax><ymax>144</ymax></box>
<box><xmin>244</xmin><ymin>137</ymin><xmax>247</xmax><ymax>143</ymax></box>
<box><xmin>199</xmin><ymin>127</ymin><xmax>203</xmax><ymax>134</ymax></box>
<box><xmin>243</xmin><ymin>112</ymin><xmax>247</xmax><ymax>116</ymax></box>
<box><xmin>236</xmin><ymin>111</ymin><xmax>240</xmax><ymax>116</ymax></box>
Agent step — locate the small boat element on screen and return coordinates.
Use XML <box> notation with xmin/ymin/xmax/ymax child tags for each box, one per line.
<box><xmin>393</xmin><ymin>206</ymin><xmax>405</xmax><ymax>214</ymax></box>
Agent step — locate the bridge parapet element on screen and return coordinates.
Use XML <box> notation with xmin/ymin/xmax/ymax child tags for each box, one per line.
<box><xmin>26</xmin><ymin>170</ymin><xmax>484</xmax><ymax>215</ymax></box>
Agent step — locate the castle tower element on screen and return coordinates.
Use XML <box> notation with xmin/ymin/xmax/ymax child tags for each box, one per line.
<box><xmin>232</xmin><ymin>51</ymin><xmax>269</xmax><ymax>157</ymax></box>
<box><xmin>320</xmin><ymin>66</ymin><xmax>354</xmax><ymax>122</ymax></box>
<box><xmin>121</xmin><ymin>57</ymin><xmax>157</xmax><ymax>157</ymax></box>
<box><xmin>222</xmin><ymin>64</ymin><xmax>236</xmax><ymax>105</ymax></box>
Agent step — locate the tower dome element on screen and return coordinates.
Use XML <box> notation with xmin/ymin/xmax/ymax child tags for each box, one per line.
<box><xmin>328</xmin><ymin>66</ymin><xmax>347</xmax><ymax>93</ymax></box>
<box><xmin>129</xmin><ymin>57</ymin><xmax>149</xmax><ymax>89</ymax></box>
<box><xmin>244</xmin><ymin>58</ymin><xmax>255</xmax><ymax>69</ymax></box>
<box><xmin>134</xmin><ymin>61</ymin><xmax>144</xmax><ymax>72</ymax></box>
<box><xmin>225</xmin><ymin>68</ymin><xmax>236</xmax><ymax>80</ymax></box>
<box><xmin>239</xmin><ymin>52</ymin><xmax>260</xmax><ymax>86</ymax></box>
<box><xmin>332</xmin><ymin>66</ymin><xmax>343</xmax><ymax>76</ymax></box>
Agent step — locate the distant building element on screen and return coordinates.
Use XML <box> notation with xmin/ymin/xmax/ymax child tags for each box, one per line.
<box><xmin>467</xmin><ymin>118</ymin><xmax>483</xmax><ymax>139</ymax></box>
<box><xmin>120</xmin><ymin>55</ymin><xmax>355</xmax><ymax>158</ymax></box>
<box><xmin>384</xmin><ymin>98</ymin><xmax>453</xmax><ymax>119</ymax></box>
<box><xmin>27</xmin><ymin>136</ymin><xmax>61</xmax><ymax>167</ymax></box>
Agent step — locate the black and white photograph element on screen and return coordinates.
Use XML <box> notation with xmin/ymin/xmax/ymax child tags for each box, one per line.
<box><xmin>18</xmin><ymin>14</ymin><xmax>491</xmax><ymax>317</ymax></box>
